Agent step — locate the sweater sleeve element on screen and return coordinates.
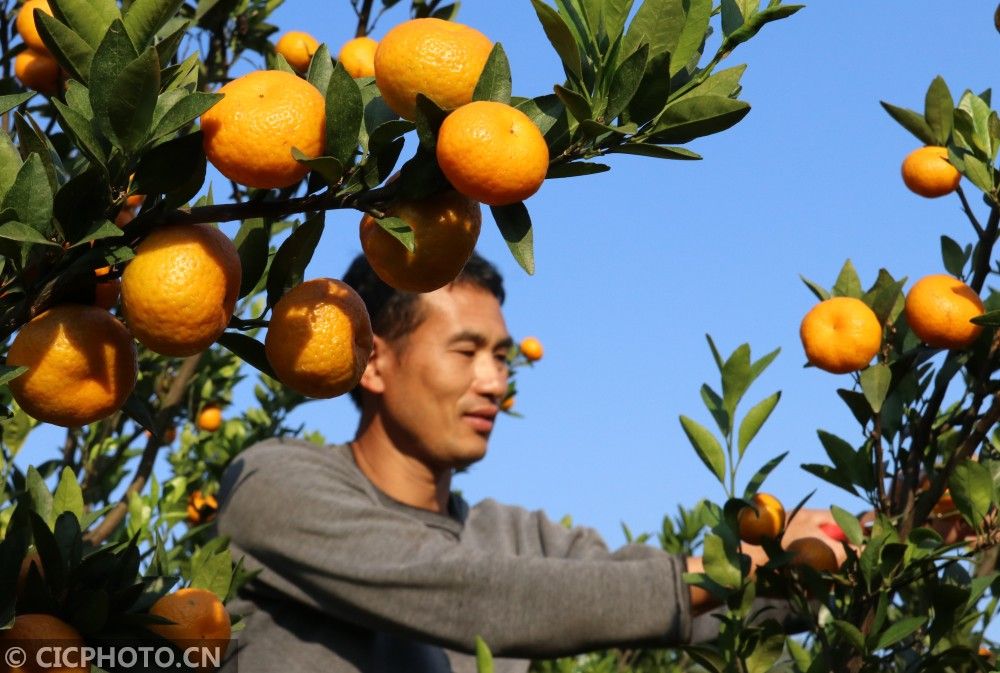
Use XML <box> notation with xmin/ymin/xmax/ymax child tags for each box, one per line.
<box><xmin>217</xmin><ymin>441</ymin><xmax>694</xmax><ymax>659</ymax></box>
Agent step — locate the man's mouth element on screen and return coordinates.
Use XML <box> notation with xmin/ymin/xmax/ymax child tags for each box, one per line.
<box><xmin>463</xmin><ymin>407</ymin><xmax>498</xmax><ymax>433</ymax></box>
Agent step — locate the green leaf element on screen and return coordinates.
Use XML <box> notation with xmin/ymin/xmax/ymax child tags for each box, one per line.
<box><xmin>150</xmin><ymin>92</ymin><xmax>222</xmax><ymax>140</ymax></box>
<box><xmin>830</xmin><ymin>505</ymin><xmax>863</xmax><ymax>546</ymax></box>
<box><xmin>217</xmin><ymin>332</ymin><xmax>278</xmax><ymax>379</ymax></box>
<box><xmin>832</xmin><ymin>620</ymin><xmax>865</xmax><ymax>653</ymax></box>
<box><xmin>737</xmin><ymin>391</ymin><xmax>780</xmax><ymax>456</ymax></box>
<box><xmin>363</xmin><ymin>216</ymin><xmax>411</xmax><ymax>254</ymax></box>
<box><xmin>800</xmin><ymin>274</ymin><xmax>830</xmax><ymax>301</ymax></box>
<box><xmin>670</xmin><ymin>0</ymin><xmax>712</xmax><ymax>77</ymax></box>
<box><xmin>26</xmin><ymin>467</ymin><xmax>54</xmax><ymax>527</ymax></box>
<box><xmin>13</xmin><ymin>113</ymin><xmax>62</xmax><ymax>195</ymax></box>
<box><xmin>652</xmin><ymin>96</ymin><xmax>750</xmax><ymax>144</ymax></box>
<box><xmin>266</xmin><ymin>215</ymin><xmax>325</xmax><ymax>308</ymax></box>
<box><xmin>608</xmin><ymin>143</ymin><xmax>701</xmax><ymax>160</ymax></box>
<box><xmin>306</xmin><ymin>44</ymin><xmax>333</xmax><ymax>94</ymax></box>
<box><xmin>832</xmin><ymin>258</ymin><xmax>862</xmax><ymax>298</ymax></box>
<box><xmin>859</xmin><ymin>363</ymin><xmax>890</xmax><ymax>413</ymax></box>
<box><xmin>123</xmin><ymin>0</ymin><xmax>184</xmax><ymax>50</ymax></box>
<box><xmin>133</xmin><ymin>131</ymin><xmax>205</xmax><ymax>196</ymax></box>
<box><xmin>881</xmin><ymin>101</ymin><xmax>936</xmax><ymax>145</ymax></box>
<box><xmin>862</xmin><ymin>269</ymin><xmax>906</xmax><ymax>325</ymax></box>
<box><xmin>700</xmin><ymin>384</ymin><xmax>729</xmax><ymax>435</ymax></box>
<box><xmin>3</xmin><ymin>154</ymin><xmax>54</xmax><ymax>237</ymax></box>
<box><xmin>52</xmin><ymin>467</ymin><xmax>84</xmax><ymax>521</ymax></box>
<box><xmin>801</xmin><ymin>463</ymin><xmax>857</xmax><ymax>496</ymax></box>
<box><xmin>702</xmin><ymin>533</ymin><xmax>741</xmax><ymax>590</ymax></box>
<box><xmin>605</xmin><ymin>43</ymin><xmax>647</xmax><ymax>122</ymax></box>
<box><xmin>545</xmin><ymin>162</ymin><xmax>610</xmax><ymax>179</ymax></box>
<box><xmin>553</xmin><ymin>84</ymin><xmax>592</xmax><ymax>123</ymax></box>
<box><xmin>473</xmin><ymin>43</ymin><xmax>512</xmax><ymax>104</ymax></box>
<box><xmin>623</xmin><ymin>0</ymin><xmax>684</xmax><ymax>64</ymax></box>
<box><xmin>50</xmin><ymin>0</ymin><xmax>119</xmax><ymax>48</ymax></box>
<box><xmin>0</xmin><ymin>366</ymin><xmax>28</xmax><ymax>386</ymax></box>
<box><xmin>0</xmin><ymin>131</ymin><xmax>23</xmax><ymax>199</ymax></box>
<box><xmin>721</xmin><ymin>343</ymin><xmax>751</xmax><ymax>419</ymax></box>
<box><xmin>875</xmin><ymin>615</ymin><xmax>926</xmax><ymax>650</ymax></box>
<box><xmin>516</xmin><ymin>94</ymin><xmax>570</xmax><ymax>147</ymax></box>
<box><xmin>0</xmin><ymin>93</ymin><xmax>32</xmax><ymax>116</ymax></box>
<box><xmin>529</xmin><ymin>0</ymin><xmax>582</xmax><ymax>81</ymax></box>
<box><xmin>326</xmin><ymin>64</ymin><xmax>363</xmax><ymax>167</ymax></box>
<box><xmin>679</xmin><ymin>415</ymin><xmax>725</xmax><ymax>484</ymax></box>
<box><xmin>490</xmin><ymin>203</ymin><xmax>534</xmax><ymax>276</ymax></box>
<box><xmin>154</xmin><ymin>19</ymin><xmax>189</xmax><ymax>65</ymax></box>
<box><xmin>108</xmin><ymin>47</ymin><xmax>161</xmax><ymax>152</ymax></box>
<box><xmin>743</xmin><ymin>452</ymin><xmax>787</xmax><ymax>499</ymax></box>
<box><xmin>69</xmin><ymin>220</ymin><xmax>121</xmax><ymax>248</ymax></box>
<box><xmin>234</xmin><ymin>218</ymin><xmax>268</xmax><ymax>299</ymax></box>
<box><xmin>0</xmin><ymin>221</ymin><xmax>59</xmax><ymax>246</ymax></box>
<box><xmin>89</xmin><ymin>20</ymin><xmax>140</xmax><ymax>143</ymax></box>
<box><xmin>674</xmin><ymin>65</ymin><xmax>746</xmax><ymax>102</ymax></box>
<box><xmin>475</xmin><ymin>636</ymin><xmax>495</xmax><ymax>673</ymax></box>
<box><xmin>949</xmin><ymin>461</ymin><xmax>993</xmax><ymax>528</ymax></box>
<box><xmin>52</xmin><ymin>99</ymin><xmax>108</xmax><ymax>167</ymax></box>
<box><xmin>35</xmin><ymin>12</ymin><xmax>96</xmax><ymax>82</ymax></box>
<box><xmin>54</xmin><ymin>168</ymin><xmax>112</xmax><ymax>244</ymax></box>
<box><xmin>290</xmin><ymin>149</ymin><xmax>344</xmax><ymax>185</ymax></box>
<box><xmin>925</xmin><ymin>76</ymin><xmax>954</xmax><ymax>146</ymax></box>
<box><xmin>745</xmin><ymin>632</ymin><xmax>786</xmax><ymax>673</ymax></box>
<box><xmin>972</xmin><ymin>310</ymin><xmax>1000</xmax><ymax>327</ymax></box>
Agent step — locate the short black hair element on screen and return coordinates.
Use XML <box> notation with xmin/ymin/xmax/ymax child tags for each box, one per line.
<box><xmin>343</xmin><ymin>252</ymin><xmax>505</xmax><ymax>407</ymax></box>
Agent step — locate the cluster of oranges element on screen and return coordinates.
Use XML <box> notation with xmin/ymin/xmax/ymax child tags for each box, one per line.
<box><xmin>799</xmin><ymin>145</ymin><xmax>982</xmax><ymax>375</ymax></box>
<box><xmin>13</xmin><ymin>0</ymin><xmax>61</xmax><ymax>95</ymax></box>
<box><xmin>1</xmin><ymin>588</ymin><xmax>230</xmax><ymax>673</ymax></box>
<box><xmin>204</xmin><ymin>18</ymin><xmax>549</xmax><ymax>295</ymax></box>
<box><xmin>737</xmin><ymin>493</ymin><xmax>840</xmax><ymax>573</ymax></box>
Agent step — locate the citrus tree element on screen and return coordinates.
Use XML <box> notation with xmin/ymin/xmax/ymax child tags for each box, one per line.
<box><xmin>0</xmin><ymin>0</ymin><xmax>803</xmax><ymax>668</ymax></box>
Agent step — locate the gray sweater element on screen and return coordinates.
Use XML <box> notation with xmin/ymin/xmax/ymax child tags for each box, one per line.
<box><xmin>216</xmin><ymin>439</ymin><xmax>695</xmax><ymax>673</ymax></box>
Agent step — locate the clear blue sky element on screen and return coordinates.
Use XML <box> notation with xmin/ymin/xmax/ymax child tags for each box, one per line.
<box><xmin>17</xmin><ymin>2</ymin><xmax>1000</xmax><ymax>549</ymax></box>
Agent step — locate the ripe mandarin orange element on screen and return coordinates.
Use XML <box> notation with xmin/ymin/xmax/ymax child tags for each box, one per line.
<box><xmin>501</xmin><ymin>396</ymin><xmax>515</xmax><ymax>411</ymax></box>
<box><xmin>0</xmin><ymin>613</ymin><xmax>87</xmax><ymax>673</ymax></box>
<box><xmin>149</xmin><ymin>588</ymin><xmax>231</xmax><ymax>657</ymax></box>
<box><xmin>737</xmin><ymin>493</ymin><xmax>786</xmax><ymax>545</ymax></box>
<box><xmin>275</xmin><ymin>30</ymin><xmax>320</xmax><ymax>72</ymax></box>
<box><xmin>519</xmin><ymin>336</ymin><xmax>543</xmax><ymax>361</ymax></box>
<box><xmin>437</xmin><ymin>101</ymin><xmax>549</xmax><ymax>206</ymax></box>
<box><xmin>186</xmin><ymin>490</ymin><xmax>219</xmax><ymax>526</ymax></box>
<box><xmin>265</xmin><ymin>279</ymin><xmax>374</xmax><ymax>398</ymax></box>
<box><xmin>15</xmin><ymin>48</ymin><xmax>59</xmax><ymax>95</ymax></box>
<box><xmin>360</xmin><ymin>191</ymin><xmax>481</xmax><ymax>293</ymax></box>
<box><xmin>197</xmin><ymin>405</ymin><xmax>223</xmax><ymax>432</ymax></box>
<box><xmin>339</xmin><ymin>36</ymin><xmax>378</xmax><ymax>78</ymax></box>
<box><xmin>15</xmin><ymin>0</ymin><xmax>52</xmax><ymax>51</ymax></box>
<box><xmin>904</xmin><ymin>274</ymin><xmax>984</xmax><ymax>349</ymax></box>
<box><xmin>201</xmin><ymin>70</ymin><xmax>326</xmax><ymax>189</ymax></box>
<box><xmin>8</xmin><ymin>304</ymin><xmax>137</xmax><ymax>427</ymax></box>
<box><xmin>902</xmin><ymin>146</ymin><xmax>961</xmax><ymax>198</ymax></box>
<box><xmin>374</xmin><ymin>18</ymin><xmax>492</xmax><ymax>120</ymax></box>
<box><xmin>800</xmin><ymin>297</ymin><xmax>882</xmax><ymax>374</ymax></box>
<box><xmin>121</xmin><ymin>224</ymin><xmax>241</xmax><ymax>357</ymax></box>
<box><xmin>786</xmin><ymin>537</ymin><xmax>839</xmax><ymax>573</ymax></box>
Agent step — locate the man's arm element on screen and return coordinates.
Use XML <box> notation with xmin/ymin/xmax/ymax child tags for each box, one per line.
<box><xmin>218</xmin><ymin>441</ymin><xmax>694</xmax><ymax>659</ymax></box>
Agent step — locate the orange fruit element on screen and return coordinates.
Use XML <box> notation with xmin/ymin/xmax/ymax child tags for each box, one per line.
<box><xmin>265</xmin><ymin>278</ymin><xmax>374</xmax><ymax>398</ymax></box>
<box><xmin>275</xmin><ymin>30</ymin><xmax>320</xmax><ymax>72</ymax></box>
<box><xmin>93</xmin><ymin>267</ymin><xmax>120</xmax><ymax>310</ymax></box>
<box><xmin>201</xmin><ymin>70</ymin><xmax>326</xmax><ymax>189</ymax></box>
<box><xmin>519</xmin><ymin>336</ymin><xmax>543</xmax><ymax>361</ymax></box>
<box><xmin>121</xmin><ymin>224</ymin><xmax>241</xmax><ymax>357</ymax></box>
<box><xmin>8</xmin><ymin>304</ymin><xmax>137</xmax><ymax>427</ymax></box>
<box><xmin>786</xmin><ymin>536</ymin><xmax>839</xmax><ymax>573</ymax></box>
<box><xmin>14</xmin><ymin>48</ymin><xmax>59</xmax><ymax>95</ymax></box>
<box><xmin>115</xmin><ymin>207</ymin><xmax>135</xmax><ymax>227</ymax></box>
<box><xmin>800</xmin><ymin>297</ymin><xmax>882</xmax><ymax>374</ymax></box>
<box><xmin>148</xmin><ymin>588</ymin><xmax>231</xmax><ymax>658</ymax></box>
<box><xmin>374</xmin><ymin>18</ymin><xmax>492</xmax><ymax>120</ymax></box>
<box><xmin>186</xmin><ymin>490</ymin><xmax>219</xmax><ymax>526</ymax></box>
<box><xmin>15</xmin><ymin>0</ymin><xmax>52</xmax><ymax>51</ymax></box>
<box><xmin>904</xmin><ymin>274</ymin><xmax>984</xmax><ymax>349</ymax></box>
<box><xmin>359</xmin><ymin>190</ymin><xmax>481</xmax><ymax>293</ymax></box>
<box><xmin>931</xmin><ymin>488</ymin><xmax>958</xmax><ymax>518</ymax></box>
<box><xmin>125</xmin><ymin>193</ymin><xmax>144</xmax><ymax>209</ymax></box>
<box><xmin>197</xmin><ymin>405</ymin><xmax>223</xmax><ymax>432</ymax></box>
<box><xmin>437</xmin><ymin>101</ymin><xmax>550</xmax><ymax>206</ymax></box>
<box><xmin>737</xmin><ymin>493</ymin><xmax>786</xmax><ymax>545</ymax></box>
<box><xmin>501</xmin><ymin>396</ymin><xmax>515</xmax><ymax>411</ymax></box>
<box><xmin>0</xmin><ymin>613</ymin><xmax>87</xmax><ymax>673</ymax></box>
<box><xmin>338</xmin><ymin>36</ymin><xmax>377</xmax><ymax>78</ymax></box>
<box><xmin>901</xmin><ymin>146</ymin><xmax>961</xmax><ymax>198</ymax></box>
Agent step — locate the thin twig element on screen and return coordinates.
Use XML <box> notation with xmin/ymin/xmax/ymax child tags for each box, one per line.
<box><xmin>82</xmin><ymin>354</ymin><xmax>202</xmax><ymax>545</ymax></box>
<box><xmin>355</xmin><ymin>0</ymin><xmax>375</xmax><ymax>37</ymax></box>
<box><xmin>956</xmin><ymin>186</ymin><xmax>984</xmax><ymax>236</ymax></box>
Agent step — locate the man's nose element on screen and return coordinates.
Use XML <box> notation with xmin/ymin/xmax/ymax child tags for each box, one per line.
<box><xmin>474</xmin><ymin>355</ymin><xmax>507</xmax><ymax>398</ymax></box>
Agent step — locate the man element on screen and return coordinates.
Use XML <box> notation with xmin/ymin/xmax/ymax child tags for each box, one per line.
<box><xmin>216</xmin><ymin>253</ymin><xmax>842</xmax><ymax>673</ymax></box>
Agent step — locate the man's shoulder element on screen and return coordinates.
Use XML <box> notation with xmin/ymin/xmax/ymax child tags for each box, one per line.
<box><xmin>223</xmin><ymin>439</ymin><xmax>364</xmax><ymax>489</ymax></box>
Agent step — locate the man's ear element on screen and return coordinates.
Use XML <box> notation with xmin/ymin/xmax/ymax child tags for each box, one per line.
<box><xmin>358</xmin><ymin>335</ymin><xmax>391</xmax><ymax>396</ymax></box>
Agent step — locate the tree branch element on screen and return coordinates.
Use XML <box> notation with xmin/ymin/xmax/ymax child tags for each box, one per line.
<box><xmin>956</xmin><ymin>186</ymin><xmax>984</xmax><ymax>236</ymax></box>
<box><xmin>83</xmin><ymin>354</ymin><xmax>202</xmax><ymax>545</ymax></box>
<box><xmin>356</xmin><ymin>0</ymin><xmax>375</xmax><ymax>37</ymax></box>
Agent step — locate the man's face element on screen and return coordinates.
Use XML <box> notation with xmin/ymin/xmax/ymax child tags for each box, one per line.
<box><xmin>373</xmin><ymin>284</ymin><xmax>512</xmax><ymax>470</ymax></box>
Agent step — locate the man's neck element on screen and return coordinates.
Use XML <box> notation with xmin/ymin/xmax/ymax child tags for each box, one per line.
<box><xmin>351</xmin><ymin>416</ymin><xmax>453</xmax><ymax>514</ymax></box>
